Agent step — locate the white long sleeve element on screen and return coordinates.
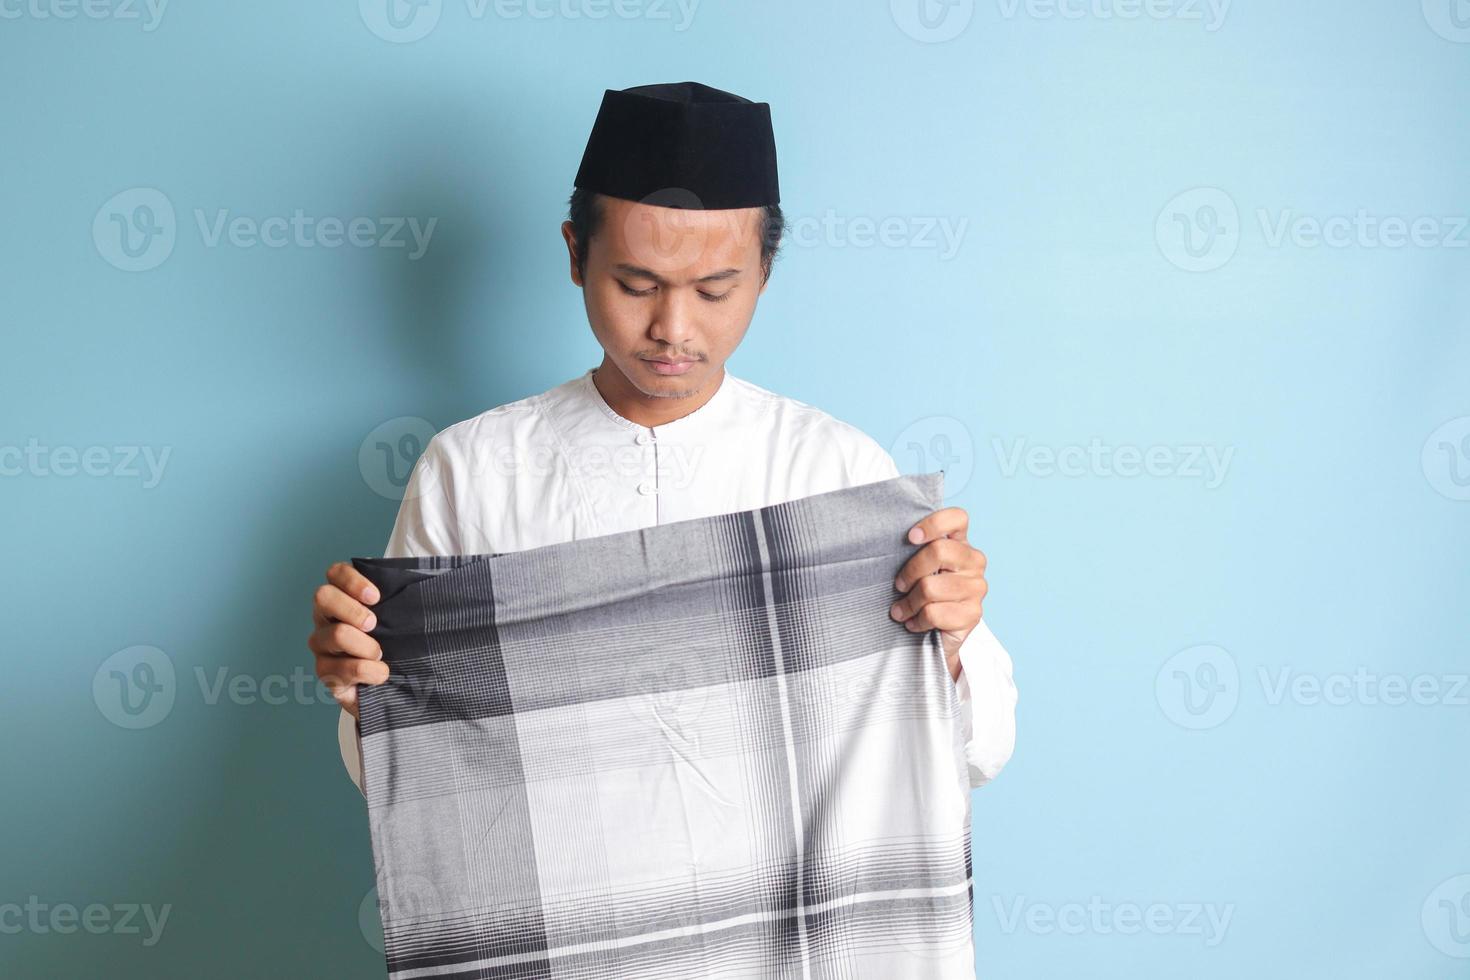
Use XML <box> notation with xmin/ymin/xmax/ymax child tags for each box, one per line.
<box><xmin>849</xmin><ymin>441</ymin><xmax>1018</xmax><ymax>790</ymax></box>
<box><xmin>338</xmin><ymin>441</ymin><xmax>452</xmax><ymax>796</ymax></box>
<box><xmin>951</xmin><ymin>619</ymin><xmax>1018</xmax><ymax>788</ymax></box>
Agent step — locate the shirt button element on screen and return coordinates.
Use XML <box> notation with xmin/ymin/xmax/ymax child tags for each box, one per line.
<box><xmin>637</xmin><ymin>481</ymin><xmax>657</xmax><ymax>495</ymax></box>
<box><xmin>635</xmin><ymin>432</ymin><xmax>654</xmax><ymax>446</ymax></box>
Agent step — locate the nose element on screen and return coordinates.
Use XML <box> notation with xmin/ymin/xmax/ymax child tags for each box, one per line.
<box><xmin>647</xmin><ymin>287</ymin><xmax>698</xmax><ymax>349</ymax></box>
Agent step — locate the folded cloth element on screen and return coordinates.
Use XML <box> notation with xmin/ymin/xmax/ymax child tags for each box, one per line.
<box><xmin>352</xmin><ymin>472</ymin><xmax>975</xmax><ymax>979</ymax></box>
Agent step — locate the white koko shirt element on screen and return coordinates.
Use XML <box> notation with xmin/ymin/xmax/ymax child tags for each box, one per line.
<box><xmin>338</xmin><ymin>367</ymin><xmax>1017</xmax><ymax>794</ymax></box>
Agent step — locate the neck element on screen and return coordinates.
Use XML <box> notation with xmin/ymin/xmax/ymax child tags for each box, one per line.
<box><xmin>591</xmin><ymin>355</ymin><xmax>725</xmax><ymax>428</ymax></box>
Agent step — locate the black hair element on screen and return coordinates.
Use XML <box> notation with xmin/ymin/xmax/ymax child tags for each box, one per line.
<box><xmin>566</xmin><ymin>187</ymin><xmax>785</xmax><ymax>284</ymax></box>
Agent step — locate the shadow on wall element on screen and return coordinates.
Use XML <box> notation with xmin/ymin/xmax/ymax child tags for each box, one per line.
<box><xmin>38</xmin><ymin>103</ymin><xmax>525</xmax><ymax>978</ymax></box>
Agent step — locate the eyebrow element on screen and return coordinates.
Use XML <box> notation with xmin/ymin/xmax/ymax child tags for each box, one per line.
<box><xmin>613</xmin><ymin>263</ymin><xmax>742</xmax><ymax>285</ymax></box>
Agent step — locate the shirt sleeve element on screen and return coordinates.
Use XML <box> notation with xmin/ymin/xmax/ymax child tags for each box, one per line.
<box><xmin>845</xmin><ymin>433</ymin><xmax>1018</xmax><ymax>790</ymax></box>
<box><xmin>340</xmin><ymin>436</ymin><xmax>458</xmax><ymax>796</ymax></box>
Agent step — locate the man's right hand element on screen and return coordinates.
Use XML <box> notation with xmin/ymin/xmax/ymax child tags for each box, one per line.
<box><xmin>309</xmin><ymin>562</ymin><xmax>389</xmax><ymax>719</ymax></box>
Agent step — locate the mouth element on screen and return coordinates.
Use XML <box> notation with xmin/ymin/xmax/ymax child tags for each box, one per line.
<box><xmin>640</xmin><ymin>356</ymin><xmax>700</xmax><ymax>376</ymax></box>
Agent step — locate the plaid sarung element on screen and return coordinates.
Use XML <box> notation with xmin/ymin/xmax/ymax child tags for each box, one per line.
<box><xmin>352</xmin><ymin>473</ymin><xmax>976</xmax><ymax>979</ymax></box>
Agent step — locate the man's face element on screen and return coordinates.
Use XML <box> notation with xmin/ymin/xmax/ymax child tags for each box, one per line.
<box><xmin>563</xmin><ymin>195</ymin><xmax>767</xmax><ymax>400</ymax></box>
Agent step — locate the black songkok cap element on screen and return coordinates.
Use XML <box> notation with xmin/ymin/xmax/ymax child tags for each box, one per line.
<box><xmin>573</xmin><ymin>81</ymin><xmax>780</xmax><ymax>210</ymax></box>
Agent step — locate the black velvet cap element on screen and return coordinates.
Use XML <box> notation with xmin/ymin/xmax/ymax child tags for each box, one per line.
<box><xmin>573</xmin><ymin>81</ymin><xmax>780</xmax><ymax>210</ymax></box>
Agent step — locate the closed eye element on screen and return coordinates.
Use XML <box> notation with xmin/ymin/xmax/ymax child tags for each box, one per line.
<box><xmin>617</xmin><ymin>280</ymin><xmax>733</xmax><ymax>303</ymax></box>
<box><xmin>617</xmin><ymin>280</ymin><xmax>656</xmax><ymax>298</ymax></box>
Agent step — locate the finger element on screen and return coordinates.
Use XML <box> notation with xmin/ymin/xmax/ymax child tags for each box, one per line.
<box><xmin>894</xmin><ymin>538</ymin><xmax>982</xmax><ymax>591</ymax></box>
<box><xmin>889</xmin><ymin>573</ymin><xmax>975</xmax><ymax>622</ymax></box>
<box><xmin>318</xmin><ymin>654</ymin><xmax>390</xmax><ymax>690</ymax></box>
<box><xmin>313</xmin><ymin>583</ymin><xmax>377</xmax><ymax>631</ymax></box>
<box><xmin>906</xmin><ymin>506</ymin><xmax>970</xmax><ymax>546</ymax></box>
<box><xmin>327</xmin><ymin>561</ymin><xmax>380</xmax><ymax>606</ymax></box>
<box><xmin>900</xmin><ymin>598</ymin><xmax>983</xmax><ymax>634</ymax></box>
<box><xmin>333</xmin><ymin>685</ymin><xmax>360</xmax><ymax>719</ymax></box>
<box><xmin>307</xmin><ymin>621</ymin><xmax>384</xmax><ymax>661</ymax></box>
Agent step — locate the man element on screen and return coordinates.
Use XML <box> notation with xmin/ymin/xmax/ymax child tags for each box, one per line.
<box><xmin>310</xmin><ymin>81</ymin><xmax>1016</xmax><ymax>798</ymax></box>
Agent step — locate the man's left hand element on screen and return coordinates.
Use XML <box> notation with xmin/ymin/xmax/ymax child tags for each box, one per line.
<box><xmin>889</xmin><ymin>507</ymin><xmax>988</xmax><ymax>683</ymax></box>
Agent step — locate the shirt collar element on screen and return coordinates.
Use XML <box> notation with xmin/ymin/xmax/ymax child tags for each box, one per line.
<box><xmin>578</xmin><ymin>365</ymin><xmax>737</xmax><ymax>437</ymax></box>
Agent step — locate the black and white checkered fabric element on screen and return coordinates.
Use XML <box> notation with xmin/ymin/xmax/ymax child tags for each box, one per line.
<box><xmin>352</xmin><ymin>472</ymin><xmax>975</xmax><ymax>979</ymax></box>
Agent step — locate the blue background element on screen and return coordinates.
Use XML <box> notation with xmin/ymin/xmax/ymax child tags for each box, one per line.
<box><xmin>3</xmin><ymin>0</ymin><xmax>1468</xmax><ymax>976</ymax></box>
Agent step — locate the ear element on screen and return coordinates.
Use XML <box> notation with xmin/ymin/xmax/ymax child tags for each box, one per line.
<box><xmin>560</xmin><ymin>220</ymin><xmax>584</xmax><ymax>287</ymax></box>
